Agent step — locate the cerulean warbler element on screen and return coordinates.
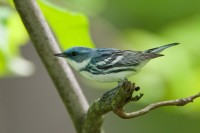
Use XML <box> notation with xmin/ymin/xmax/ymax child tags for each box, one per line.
<box><xmin>54</xmin><ymin>43</ymin><xmax>178</xmax><ymax>82</ymax></box>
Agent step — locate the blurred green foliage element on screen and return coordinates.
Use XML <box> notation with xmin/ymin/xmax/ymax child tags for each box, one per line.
<box><xmin>0</xmin><ymin>6</ymin><xmax>32</xmax><ymax>77</ymax></box>
<box><xmin>101</xmin><ymin>0</ymin><xmax>200</xmax><ymax>31</ymax></box>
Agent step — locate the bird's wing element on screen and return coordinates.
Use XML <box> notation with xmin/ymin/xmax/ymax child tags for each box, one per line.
<box><xmin>120</xmin><ymin>50</ymin><xmax>163</xmax><ymax>65</ymax></box>
<box><xmin>90</xmin><ymin>49</ymin><xmax>162</xmax><ymax>70</ymax></box>
<box><xmin>90</xmin><ymin>49</ymin><xmax>123</xmax><ymax>68</ymax></box>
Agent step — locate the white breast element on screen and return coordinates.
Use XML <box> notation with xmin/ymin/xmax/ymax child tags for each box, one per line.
<box><xmin>80</xmin><ymin>70</ymin><xmax>136</xmax><ymax>82</ymax></box>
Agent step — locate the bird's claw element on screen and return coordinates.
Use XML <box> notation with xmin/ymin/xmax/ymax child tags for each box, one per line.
<box><xmin>131</xmin><ymin>93</ymin><xmax>144</xmax><ymax>101</ymax></box>
<box><xmin>119</xmin><ymin>80</ymin><xmax>140</xmax><ymax>93</ymax></box>
<box><xmin>135</xmin><ymin>86</ymin><xmax>140</xmax><ymax>91</ymax></box>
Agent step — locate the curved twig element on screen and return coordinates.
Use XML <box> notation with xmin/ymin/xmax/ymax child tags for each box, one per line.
<box><xmin>113</xmin><ymin>92</ymin><xmax>200</xmax><ymax>119</ymax></box>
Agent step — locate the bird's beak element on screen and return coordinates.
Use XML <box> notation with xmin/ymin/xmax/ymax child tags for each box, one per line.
<box><xmin>54</xmin><ymin>52</ymin><xmax>66</xmax><ymax>58</ymax></box>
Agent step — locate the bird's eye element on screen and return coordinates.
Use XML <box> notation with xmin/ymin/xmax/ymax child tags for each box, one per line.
<box><xmin>71</xmin><ymin>51</ymin><xmax>77</xmax><ymax>56</ymax></box>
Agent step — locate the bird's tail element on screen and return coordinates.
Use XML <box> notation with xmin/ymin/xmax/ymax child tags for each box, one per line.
<box><xmin>144</xmin><ymin>43</ymin><xmax>179</xmax><ymax>54</ymax></box>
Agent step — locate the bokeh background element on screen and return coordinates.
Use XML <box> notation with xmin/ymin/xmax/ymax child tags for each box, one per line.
<box><xmin>0</xmin><ymin>0</ymin><xmax>200</xmax><ymax>133</ymax></box>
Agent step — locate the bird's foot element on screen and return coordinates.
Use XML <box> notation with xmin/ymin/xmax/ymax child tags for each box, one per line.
<box><xmin>118</xmin><ymin>78</ymin><xmax>128</xmax><ymax>87</ymax></box>
<box><xmin>120</xmin><ymin>80</ymin><xmax>143</xmax><ymax>103</ymax></box>
<box><xmin>119</xmin><ymin>79</ymin><xmax>140</xmax><ymax>93</ymax></box>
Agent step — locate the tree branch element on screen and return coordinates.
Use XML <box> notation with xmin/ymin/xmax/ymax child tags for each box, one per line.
<box><xmin>113</xmin><ymin>92</ymin><xmax>200</xmax><ymax>119</ymax></box>
<box><xmin>13</xmin><ymin>0</ymin><xmax>89</xmax><ymax>132</ymax></box>
<box><xmin>84</xmin><ymin>80</ymin><xmax>200</xmax><ymax>131</ymax></box>
<box><xmin>82</xmin><ymin>81</ymin><xmax>142</xmax><ymax>133</ymax></box>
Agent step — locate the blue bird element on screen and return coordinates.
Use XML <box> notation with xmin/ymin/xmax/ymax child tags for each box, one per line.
<box><xmin>54</xmin><ymin>43</ymin><xmax>178</xmax><ymax>82</ymax></box>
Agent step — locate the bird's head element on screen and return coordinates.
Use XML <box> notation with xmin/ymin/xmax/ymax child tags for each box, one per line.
<box><xmin>54</xmin><ymin>47</ymin><xmax>94</xmax><ymax>70</ymax></box>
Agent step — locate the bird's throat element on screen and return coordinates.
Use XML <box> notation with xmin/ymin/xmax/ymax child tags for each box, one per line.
<box><xmin>66</xmin><ymin>58</ymin><xmax>91</xmax><ymax>71</ymax></box>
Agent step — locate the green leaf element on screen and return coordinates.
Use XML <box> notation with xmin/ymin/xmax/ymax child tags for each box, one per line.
<box><xmin>7</xmin><ymin>12</ymin><xmax>29</xmax><ymax>55</ymax></box>
<box><xmin>0</xmin><ymin>7</ymin><xmax>33</xmax><ymax>77</ymax></box>
<box><xmin>38</xmin><ymin>0</ymin><xmax>94</xmax><ymax>49</ymax></box>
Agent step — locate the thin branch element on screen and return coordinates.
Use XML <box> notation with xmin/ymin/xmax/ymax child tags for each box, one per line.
<box><xmin>113</xmin><ymin>92</ymin><xmax>200</xmax><ymax>119</ymax></box>
<box><xmin>85</xmin><ymin>80</ymin><xmax>200</xmax><ymax>126</ymax></box>
<box><xmin>13</xmin><ymin>0</ymin><xmax>89</xmax><ymax>132</ymax></box>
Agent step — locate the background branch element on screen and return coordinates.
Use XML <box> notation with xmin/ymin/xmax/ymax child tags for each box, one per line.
<box><xmin>13</xmin><ymin>0</ymin><xmax>89</xmax><ymax>132</ymax></box>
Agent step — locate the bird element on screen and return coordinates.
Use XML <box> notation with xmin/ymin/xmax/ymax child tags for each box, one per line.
<box><xmin>54</xmin><ymin>43</ymin><xmax>179</xmax><ymax>83</ymax></box>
